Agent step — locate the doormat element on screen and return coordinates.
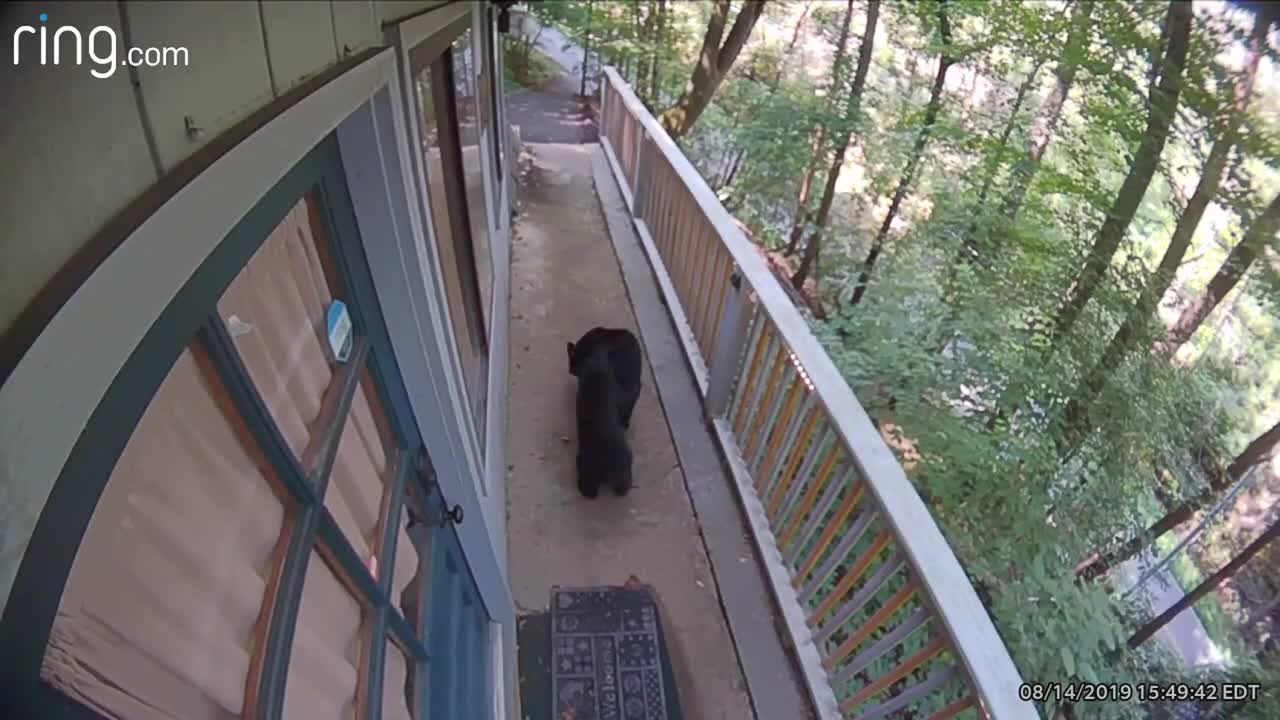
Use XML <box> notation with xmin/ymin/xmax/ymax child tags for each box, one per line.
<box><xmin>550</xmin><ymin>582</ymin><xmax>682</xmax><ymax>720</ymax></box>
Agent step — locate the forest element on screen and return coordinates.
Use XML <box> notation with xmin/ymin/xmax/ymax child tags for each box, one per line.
<box><xmin>513</xmin><ymin>1</ymin><xmax>1280</xmax><ymax>717</ymax></box>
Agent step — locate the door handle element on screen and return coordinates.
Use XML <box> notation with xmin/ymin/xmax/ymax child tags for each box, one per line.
<box><xmin>413</xmin><ymin>449</ymin><xmax>464</xmax><ymax>527</ymax></box>
<box><xmin>444</xmin><ymin>504</ymin><xmax>464</xmax><ymax>526</ymax></box>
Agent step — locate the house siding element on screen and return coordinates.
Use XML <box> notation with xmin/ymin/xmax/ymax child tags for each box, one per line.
<box><xmin>0</xmin><ymin>0</ymin><xmax>450</xmax><ymax>337</ymax></box>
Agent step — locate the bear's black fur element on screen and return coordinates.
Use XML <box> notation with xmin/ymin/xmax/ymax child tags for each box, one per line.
<box><xmin>572</xmin><ymin>344</ymin><xmax>634</xmax><ymax>497</ymax></box>
<box><xmin>567</xmin><ymin>327</ymin><xmax>642</xmax><ymax>498</ymax></box>
<box><xmin>567</xmin><ymin>327</ymin><xmax>642</xmax><ymax>428</ymax></box>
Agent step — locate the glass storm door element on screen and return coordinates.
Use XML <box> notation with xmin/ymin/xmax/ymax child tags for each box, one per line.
<box><xmin>22</xmin><ymin>136</ymin><xmax>490</xmax><ymax>720</ymax></box>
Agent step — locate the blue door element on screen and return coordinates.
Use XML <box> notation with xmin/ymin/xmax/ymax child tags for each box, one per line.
<box><xmin>426</xmin><ymin>525</ymin><xmax>491</xmax><ymax>717</ymax></box>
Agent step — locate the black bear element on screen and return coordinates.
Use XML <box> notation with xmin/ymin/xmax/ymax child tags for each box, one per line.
<box><xmin>567</xmin><ymin>327</ymin><xmax>642</xmax><ymax>428</ymax></box>
<box><xmin>567</xmin><ymin>327</ymin><xmax>643</xmax><ymax>497</ymax></box>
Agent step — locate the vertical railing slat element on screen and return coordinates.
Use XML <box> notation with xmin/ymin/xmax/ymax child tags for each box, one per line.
<box><xmin>793</xmin><ymin>480</ymin><xmax>865</xmax><ymax>584</ymax></box>
<box><xmin>814</xmin><ymin>551</ymin><xmax>907</xmax><ymax>645</ymax></box>
<box><xmin>823</xmin><ymin>580</ymin><xmax>919</xmax><ymax>670</ymax></box>
<box><xmin>802</xmin><ymin>520</ymin><xmax>886</xmax><ymax>612</ymax></box>
<box><xmin>838</xmin><ymin>635</ymin><xmax>948</xmax><ymax>714</ymax></box>
<box><xmin>773</xmin><ymin>426</ymin><xmax>833</xmax><ymax>525</ymax></box>
<box><xmin>753</xmin><ymin>377</ymin><xmax>806</xmax><ymax>479</ymax></box>
<box><xmin>762</xmin><ymin>397</ymin><xmax>824</xmax><ymax>509</ymax></box>
<box><xmin>778</xmin><ymin>441</ymin><xmax>840</xmax><ymax>552</ymax></box>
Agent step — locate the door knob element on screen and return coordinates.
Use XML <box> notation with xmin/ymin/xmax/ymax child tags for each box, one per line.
<box><xmin>445</xmin><ymin>504</ymin><xmax>464</xmax><ymax>525</ymax></box>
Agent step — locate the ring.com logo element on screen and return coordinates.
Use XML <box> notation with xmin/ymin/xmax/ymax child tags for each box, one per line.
<box><xmin>12</xmin><ymin>12</ymin><xmax>189</xmax><ymax>79</ymax></box>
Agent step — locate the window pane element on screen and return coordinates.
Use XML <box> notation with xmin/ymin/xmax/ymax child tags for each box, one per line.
<box><xmin>450</xmin><ymin>29</ymin><xmax>495</xmax><ymax>340</ymax></box>
<box><xmin>484</xmin><ymin>15</ymin><xmax>504</xmax><ymax>186</ymax></box>
<box><xmin>412</xmin><ymin>52</ymin><xmax>488</xmax><ymax>447</ymax></box>
<box><xmin>282</xmin><ymin>551</ymin><xmax>365</xmax><ymax>720</ymax></box>
<box><xmin>217</xmin><ymin>192</ymin><xmax>340</xmax><ymax>462</ymax></box>
<box><xmin>323</xmin><ymin>376</ymin><xmax>393</xmax><ymax>567</ymax></box>
<box><xmin>42</xmin><ymin>348</ymin><xmax>286</xmax><ymax>719</ymax></box>
<box><xmin>383</xmin><ymin>639</ymin><xmax>420</xmax><ymax>720</ymax></box>
<box><xmin>393</xmin><ymin>496</ymin><xmax>433</xmax><ymax>638</ymax></box>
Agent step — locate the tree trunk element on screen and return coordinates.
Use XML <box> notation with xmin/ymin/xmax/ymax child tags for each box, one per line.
<box><xmin>721</xmin><ymin>0</ymin><xmax>814</xmax><ymax>202</ymax></box>
<box><xmin>716</xmin><ymin>147</ymin><xmax>748</xmax><ymax>191</ymax></box>
<box><xmin>1154</xmin><ymin>192</ymin><xmax>1280</xmax><ymax>357</ymax></box>
<box><xmin>958</xmin><ymin>59</ymin><xmax>1045</xmax><ymax>264</ymax></box>
<box><xmin>649</xmin><ymin>0</ymin><xmax>667</xmax><ymax>104</ymax></box>
<box><xmin>784</xmin><ymin>0</ymin><xmax>852</xmax><ymax>257</ymax></box>
<box><xmin>580</xmin><ymin>0</ymin><xmax>594</xmax><ymax>97</ymax></box>
<box><xmin>849</xmin><ymin>0</ymin><xmax>954</xmax><ymax>306</ymax></box>
<box><xmin>791</xmin><ymin>0</ymin><xmax>879</xmax><ymax>288</ymax></box>
<box><xmin>785</xmin><ymin>127</ymin><xmax>827</xmax><ymax>255</ymax></box>
<box><xmin>1058</xmin><ymin>3</ymin><xmax>1272</xmax><ymax>446</ymax></box>
<box><xmin>636</xmin><ymin>2</ymin><xmax>656</xmax><ymax>106</ymax></box>
<box><xmin>1128</xmin><ymin>515</ymin><xmax>1280</xmax><ymax>648</ymax></box>
<box><xmin>1228</xmin><ymin>420</ymin><xmax>1280</xmax><ymax>481</ymax></box>
<box><xmin>1050</xmin><ymin>0</ymin><xmax>1192</xmax><ymax>341</ymax></box>
<box><xmin>1000</xmin><ymin>1</ymin><xmax>1095</xmax><ymax>224</ymax></box>
<box><xmin>778</xmin><ymin>0</ymin><xmax>814</xmax><ymax>85</ymax></box>
<box><xmin>785</xmin><ymin>0</ymin><xmax>857</xmax><ymax>272</ymax></box>
<box><xmin>659</xmin><ymin>0</ymin><xmax>767</xmax><ymax>139</ymax></box>
<box><xmin>1077</xmin><ymin>419</ymin><xmax>1280</xmax><ymax>581</ymax></box>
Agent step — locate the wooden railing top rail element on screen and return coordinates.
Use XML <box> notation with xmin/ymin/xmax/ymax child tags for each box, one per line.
<box><xmin>600</xmin><ymin>66</ymin><xmax>1033</xmax><ymax>719</ymax></box>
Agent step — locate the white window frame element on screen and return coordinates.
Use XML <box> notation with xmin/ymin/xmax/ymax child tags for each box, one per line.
<box><xmin>385</xmin><ymin>3</ymin><xmax>512</xmax><ymax>573</ymax></box>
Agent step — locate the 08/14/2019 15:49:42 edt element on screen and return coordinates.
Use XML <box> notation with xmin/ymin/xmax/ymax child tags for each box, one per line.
<box><xmin>1018</xmin><ymin>681</ymin><xmax>1262</xmax><ymax>704</ymax></box>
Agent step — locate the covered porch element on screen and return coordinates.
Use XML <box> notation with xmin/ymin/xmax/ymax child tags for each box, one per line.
<box><xmin>506</xmin><ymin>142</ymin><xmax>803</xmax><ymax>719</ymax></box>
<box><xmin>501</xmin><ymin>69</ymin><xmax>1034</xmax><ymax>720</ymax></box>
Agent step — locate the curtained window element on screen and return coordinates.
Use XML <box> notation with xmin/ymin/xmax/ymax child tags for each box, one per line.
<box><xmin>39</xmin><ymin>187</ymin><xmax>439</xmax><ymax>720</ymax></box>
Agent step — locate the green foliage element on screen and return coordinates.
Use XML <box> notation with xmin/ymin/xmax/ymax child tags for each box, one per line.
<box><xmin>543</xmin><ymin>0</ymin><xmax>1280</xmax><ymax>711</ymax></box>
<box><xmin>733</xmin><ymin>0</ymin><xmax>1278</xmax><ymax>706</ymax></box>
<box><xmin>502</xmin><ymin>37</ymin><xmax>561</xmax><ymax>90</ymax></box>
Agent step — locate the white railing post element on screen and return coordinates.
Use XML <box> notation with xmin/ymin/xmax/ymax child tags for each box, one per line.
<box><xmin>598</xmin><ymin>72</ymin><xmax>609</xmax><ymax>140</ymax></box>
<box><xmin>706</xmin><ymin>271</ymin><xmax>751</xmax><ymax>418</ymax></box>
<box><xmin>630</xmin><ymin>118</ymin><xmax>644</xmax><ymax>198</ymax></box>
<box><xmin>631</xmin><ymin>131</ymin><xmax>650</xmax><ymax>218</ymax></box>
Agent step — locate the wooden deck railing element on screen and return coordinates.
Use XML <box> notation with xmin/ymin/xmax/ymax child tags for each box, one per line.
<box><xmin>598</xmin><ymin>67</ymin><xmax>1035</xmax><ymax>720</ymax></box>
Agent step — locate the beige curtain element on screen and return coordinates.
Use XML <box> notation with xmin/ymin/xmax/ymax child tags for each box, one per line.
<box><xmin>218</xmin><ymin>196</ymin><xmax>335</xmax><ymax>458</ymax></box>
<box><xmin>281</xmin><ymin>552</ymin><xmax>362</xmax><ymax>720</ymax></box>
<box><xmin>316</xmin><ymin>375</ymin><xmax>421</xmax><ymax>563</ymax></box>
<box><xmin>324</xmin><ymin>383</ymin><xmax>390</xmax><ymax>567</ymax></box>
<box><xmin>321</xmin><ymin>382</ymin><xmax>422</xmax><ymax>720</ymax></box>
<box><xmin>42</xmin><ymin>349</ymin><xmax>285</xmax><ymax>720</ymax></box>
<box><xmin>43</xmin><ymin>193</ymin><xmax>425</xmax><ymax>719</ymax></box>
<box><xmin>382</xmin><ymin>642</ymin><xmax>415</xmax><ymax>720</ymax></box>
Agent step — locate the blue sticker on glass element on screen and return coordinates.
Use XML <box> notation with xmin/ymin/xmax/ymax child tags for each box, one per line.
<box><xmin>327</xmin><ymin>300</ymin><xmax>353</xmax><ymax>363</ymax></box>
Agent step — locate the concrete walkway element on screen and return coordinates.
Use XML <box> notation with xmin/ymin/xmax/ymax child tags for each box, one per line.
<box><xmin>505</xmin><ymin>144</ymin><xmax>754</xmax><ymax>719</ymax></box>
